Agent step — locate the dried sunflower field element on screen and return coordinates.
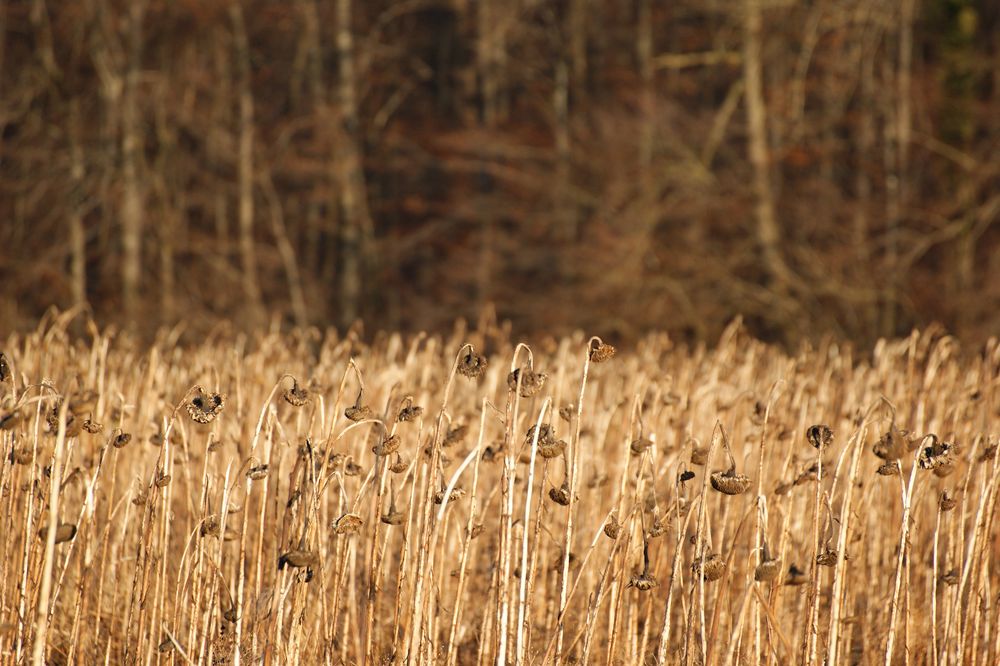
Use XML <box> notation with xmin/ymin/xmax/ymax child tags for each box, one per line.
<box><xmin>1</xmin><ymin>314</ymin><xmax>998</xmax><ymax>665</ymax></box>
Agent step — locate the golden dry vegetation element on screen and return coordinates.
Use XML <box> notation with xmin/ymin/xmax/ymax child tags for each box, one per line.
<box><xmin>1</xmin><ymin>313</ymin><xmax>998</xmax><ymax>665</ymax></box>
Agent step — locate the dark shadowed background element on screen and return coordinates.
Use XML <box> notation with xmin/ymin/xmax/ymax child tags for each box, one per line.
<box><xmin>1</xmin><ymin>0</ymin><xmax>998</xmax><ymax>346</ymax></box>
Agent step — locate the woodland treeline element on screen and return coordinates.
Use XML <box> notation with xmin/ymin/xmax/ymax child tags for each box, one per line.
<box><xmin>0</xmin><ymin>0</ymin><xmax>998</xmax><ymax>345</ymax></box>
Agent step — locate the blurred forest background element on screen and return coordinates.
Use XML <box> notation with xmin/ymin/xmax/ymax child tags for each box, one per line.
<box><xmin>1</xmin><ymin>0</ymin><xmax>998</xmax><ymax>346</ymax></box>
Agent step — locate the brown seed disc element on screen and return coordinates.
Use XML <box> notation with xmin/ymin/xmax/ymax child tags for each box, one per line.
<box><xmin>334</xmin><ymin>513</ymin><xmax>364</xmax><ymax>535</ymax></box>
<box><xmin>710</xmin><ymin>470</ymin><xmax>750</xmax><ymax>495</ymax></box>
<box><xmin>754</xmin><ymin>558</ymin><xmax>781</xmax><ymax>582</ymax></box>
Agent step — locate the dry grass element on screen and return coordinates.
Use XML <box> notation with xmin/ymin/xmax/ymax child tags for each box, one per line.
<box><xmin>1</xmin><ymin>312</ymin><xmax>998</xmax><ymax>665</ymax></box>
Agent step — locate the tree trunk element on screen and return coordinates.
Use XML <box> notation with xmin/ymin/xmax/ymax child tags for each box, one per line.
<box><xmin>854</xmin><ymin>40</ymin><xmax>876</xmax><ymax>337</ymax></box>
<box><xmin>335</xmin><ymin>0</ymin><xmax>374</xmax><ymax>327</ymax></box>
<box><xmin>69</xmin><ymin>101</ymin><xmax>87</xmax><ymax>313</ymax></box>
<box><xmin>742</xmin><ymin>0</ymin><xmax>790</xmax><ymax>288</ymax></box>
<box><xmin>884</xmin><ymin>0</ymin><xmax>915</xmax><ymax>336</ymax></box>
<box><xmin>569</xmin><ymin>0</ymin><xmax>587</xmax><ymax>94</ymax></box>
<box><xmin>121</xmin><ymin>0</ymin><xmax>147</xmax><ymax>321</ymax></box>
<box><xmin>230</xmin><ymin>1</ymin><xmax>263</xmax><ymax>324</ymax></box>
<box><xmin>554</xmin><ymin>58</ymin><xmax>573</xmax><ymax>241</ymax></box>
<box><xmin>476</xmin><ymin>0</ymin><xmax>499</xmax><ymax>304</ymax></box>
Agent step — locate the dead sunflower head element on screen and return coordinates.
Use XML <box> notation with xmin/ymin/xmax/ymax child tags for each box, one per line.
<box><xmin>457</xmin><ymin>349</ymin><xmax>488</xmax><ymax>380</ymax></box>
<box><xmin>549</xmin><ymin>482</ymin><xmax>572</xmax><ymax>506</ymax></box>
<box><xmin>691</xmin><ymin>552</ymin><xmax>726</xmax><ymax>581</ymax></box>
<box><xmin>334</xmin><ymin>513</ymin><xmax>364</xmax><ymax>535</ymax></box>
<box><xmin>526</xmin><ymin>423</ymin><xmax>565</xmax><ymax>459</ymax></box>
<box><xmin>806</xmin><ymin>424</ymin><xmax>833</xmax><ymax>451</ymax></box>
<box><xmin>710</xmin><ymin>467</ymin><xmax>751</xmax><ymax>495</ymax></box>
<box><xmin>507</xmin><ymin>367</ymin><xmax>547</xmax><ymax>398</ymax></box>
<box><xmin>876</xmin><ymin>461</ymin><xmax>900</xmax><ymax>476</ymax></box>
<box><xmin>873</xmin><ymin>424</ymin><xmax>916</xmax><ymax>460</ymax></box>
<box><xmin>372</xmin><ymin>433</ymin><xmax>400</xmax><ymax>456</ymax></box>
<box><xmin>433</xmin><ymin>486</ymin><xmax>466</xmax><ymax>504</ymax></box>
<box><xmin>588</xmin><ymin>339</ymin><xmax>616</xmax><ymax>363</ymax></box>
<box><xmin>187</xmin><ymin>386</ymin><xmax>225</xmax><ymax>424</ymax></box>
<box><xmin>754</xmin><ymin>557</ymin><xmax>781</xmax><ymax>582</ymax></box>
<box><xmin>630</xmin><ymin>437</ymin><xmax>653</xmax><ymax>456</ymax></box>
<box><xmin>38</xmin><ymin>522</ymin><xmax>77</xmax><ymax>544</ymax></box>
<box><xmin>344</xmin><ymin>390</ymin><xmax>373</xmax><ymax>422</ymax></box>
<box><xmin>603</xmin><ymin>514</ymin><xmax>621</xmax><ymax>539</ymax></box>
<box><xmin>282</xmin><ymin>379</ymin><xmax>311</xmax><ymax>407</ymax></box>
<box><xmin>918</xmin><ymin>435</ymin><xmax>956</xmax><ymax>477</ymax></box>
<box><xmin>278</xmin><ymin>549</ymin><xmax>318</xmax><ymax>570</ymax></box>
<box><xmin>397</xmin><ymin>401</ymin><xmax>424</xmax><ymax>423</ymax></box>
<box><xmin>627</xmin><ymin>570</ymin><xmax>658</xmax><ymax>591</ymax></box>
